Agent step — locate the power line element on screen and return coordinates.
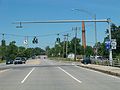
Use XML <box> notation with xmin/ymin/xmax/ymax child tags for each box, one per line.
<box><xmin>0</xmin><ymin>30</ymin><xmax>73</xmax><ymax>38</ymax></box>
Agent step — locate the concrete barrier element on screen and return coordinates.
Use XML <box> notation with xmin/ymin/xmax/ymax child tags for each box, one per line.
<box><xmin>79</xmin><ymin>64</ymin><xmax>120</xmax><ymax>77</ymax></box>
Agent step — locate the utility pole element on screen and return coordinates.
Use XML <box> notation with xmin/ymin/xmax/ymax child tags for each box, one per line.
<box><xmin>63</xmin><ymin>35</ymin><xmax>66</xmax><ymax>58</ymax></box>
<box><xmin>63</xmin><ymin>34</ymin><xmax>69</xmax><ymax>58</ymax></box>
<box><xmin>64</xmin><ymin>34</ymin><xmax>69</xmax><ymax>58</ymax></box>
<box><xmin>66</xmin><ymin>34</ymin><xmax>69</xmax><ymax>57</ymax></box>
<box><xmin>72</xmin><ymin>27</ymin><xmax>80</xmax><ymax>61</ymax></box>
<box><xmin>94</xmin><ymin>14</ymin><xmax>98</xmax><ymax>59</ymax></box>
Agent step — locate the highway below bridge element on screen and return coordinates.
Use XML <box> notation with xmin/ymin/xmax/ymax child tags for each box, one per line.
<box><xmin>0</xmin><ymin>59</ymin><xmax>120</xmax><ymax>90</ymax></box>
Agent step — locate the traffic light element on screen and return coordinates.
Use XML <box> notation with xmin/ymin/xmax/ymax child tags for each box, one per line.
<box><xmin>56</xmin><ymin>37</ymin><xmax>60</xmax><ymax>43</ymax></box>
<box><xmin>32</xmin><ymin>37</ymin><xmax>38</xmax><ymax>44</ymax></box>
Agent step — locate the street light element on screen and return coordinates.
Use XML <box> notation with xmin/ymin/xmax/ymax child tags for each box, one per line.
<box><xmin>72</xmin><ymin>9</ymin><xmax>97</xmax><ymax>58</ymax></box>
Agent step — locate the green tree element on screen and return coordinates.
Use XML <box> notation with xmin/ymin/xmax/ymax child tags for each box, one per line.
<box><xmin>0</xmin><ymin>40</ymin><xmax>7</xmax><ymax>60</ymax></box>
<box><xmin>17</xmin><ymin>46</ymin><xmax>26</xmax><ymax>57</ymax></box>
<box><xmin>24</xmin><ymin>48</ymin><xmax>33</xmax><ymax>58</ymax></box>
<box><xmin>104</xmin><ymin>23</ymin><xmax>120</xmax><ymax>57</ymax></box>
<box><xmin>6</xmin><ymin>41</ymin><xmax>18</xmax><ymax>60</ymax></box>
<box><xmin>69</xmin><ymin>37</ymin><xmax>83</xmax><ymax>55</ymax></box>
<box><xmin>47</xmin><ymin>37</ymin><xmax>84</xmax><ymax>57</ymax></box>
<box><xmin>34</xmin><ymin>47</ymin><xmax>45</xmax><ymax>55</ymax></box>
<box><xmin>111</xmin><ymin>24</ymin><xmax>120</xmax><ymax>56</ymax></box>
<box><xmin>85</xmin><ymin>46</ymin><xmax>94</xmax><ymax>57</ymax></box>
<box><xmin>94</xmin><ymin>42</ymin><xmax>109</xmax><ymax>58</ymax></box>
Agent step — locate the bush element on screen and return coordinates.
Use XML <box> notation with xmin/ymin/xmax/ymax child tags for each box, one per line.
<box><xmin>116</xmin><ymin>54</ymin><xmax>120</xmax><ymax>60</ymax></box>
<box><xmin>0</xmin><ymin>59</ymin><xmax>5</xmax><ymax>63</ymax></box>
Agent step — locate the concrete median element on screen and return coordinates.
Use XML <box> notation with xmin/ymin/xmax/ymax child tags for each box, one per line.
<box><xmin>78</xmin><ymin>64</ymin><xmax>120</xmax><ymax>77</ymax></box>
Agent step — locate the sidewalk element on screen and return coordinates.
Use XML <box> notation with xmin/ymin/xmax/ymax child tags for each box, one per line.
<box><xmin>78</xmin><ymin>63</ymin><xmax>120</xmax><ymax>77</ymax></box>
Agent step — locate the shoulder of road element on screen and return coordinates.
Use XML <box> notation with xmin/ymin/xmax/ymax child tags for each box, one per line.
<box><xmin>48</xmin><ymin>59</ymin><xmax>120</xmax><ymax>77</ymax></box>
<box><xmin>77</xmin><ymin>63</ymin><xmax>120</xmax><ymax>77</ymax></box>
<box><xmin>49</xmin><ymin>59</ymin><xmax>120</xmax><ymax>77</ymax></box>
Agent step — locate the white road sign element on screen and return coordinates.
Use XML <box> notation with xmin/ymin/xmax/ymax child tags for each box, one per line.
<box><xmin>111</xmin><ymin>39</ymin><xmax>117</xmax><ymax>49</ymax></box>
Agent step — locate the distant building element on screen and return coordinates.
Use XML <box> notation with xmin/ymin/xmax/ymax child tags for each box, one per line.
<box><xmin>67</xmin><ymin>53</ymin><xmax>74</xmax><ymax>60</ymax></box>
<box><xmin>67</xmin><ymin>54</ymin><xmax>83</xmax><ymax>61</ymax></box>
<box><xmin>76</xmin><ymin>55</ymin><xmax>83</xmax><ymax>61</ymax></box>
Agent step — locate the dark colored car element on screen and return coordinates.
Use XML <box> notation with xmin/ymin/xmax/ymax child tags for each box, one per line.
<box><xmin>81</xmin><ymin>57</ymin><xmax>91</xmax><ymax>64</ymax></box>
<box><xmin>14</xmin><ymin>57</ymin><xmax>23</xmax><ymax>64</ymax></box>
<box><xmin>21</xmin><ymin>57</ymin><xmax>27</xmax><ymax>64</ymax></box>
<box><xmin>6</xmin><ymin>60</ymin><xmax>13</xmax><ymax>65</ymax></box>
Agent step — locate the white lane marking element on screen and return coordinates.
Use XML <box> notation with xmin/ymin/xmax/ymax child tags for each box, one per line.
<box><xmin>58</xmin><ymin>67</ymin><xmax>82</xmax><ymax>83</ymax></box>
<box><xmin>74</xmin><ymin>65</ymin><xmax>120</xmax><ymax>80</ymax></box>
<box><xmin>21</xmin><ymin>68</ymin><xmax>35</xmax><ymax>84</ymax></box>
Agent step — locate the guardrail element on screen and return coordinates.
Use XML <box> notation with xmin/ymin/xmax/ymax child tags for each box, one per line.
<box><xmin>90</xmin><ymin>58</ymin><xmax>120</xmax><ymax>67</ymax></box>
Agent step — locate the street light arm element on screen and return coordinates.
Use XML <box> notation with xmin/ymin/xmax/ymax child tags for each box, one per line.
<box><xmin>73</xmin><ymin>9</ymin><xmax>96</xmax><ymax>19</ymax></box>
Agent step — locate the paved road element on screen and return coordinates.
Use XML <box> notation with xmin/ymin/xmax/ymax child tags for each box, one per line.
<box><xmin>0</xmin><ymin>59</ymin><xmax>120</xmax><ymax>90</ymax></box>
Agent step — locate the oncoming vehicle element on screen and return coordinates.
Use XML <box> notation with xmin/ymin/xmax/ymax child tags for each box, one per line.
<box><xmin>6</xmin><ymin>59</ymin><xmax>13</xmax><ymax>65</ymax></box>
<box><xmin>81</xmin><ymin>57</ymin><xmax>91</xmax><ymax>64</ymax></box>
<box><xmin>21</xmin><ymin>57</ymin><xmax>27</xmax><ymax>64</ymax></box>
<box><xmin>14</xmin><ymin>57</ymin><xmax>23</xmax><ymax>64</ymax></box>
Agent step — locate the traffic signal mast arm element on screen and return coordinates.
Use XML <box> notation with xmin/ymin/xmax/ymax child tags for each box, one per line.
<box><xmin>13</xmin><ymin>19</ymin><xmax>110</xmax><ymax>24</ymax></box>
<box><xmin>13</xmin><ymin>18</ymin><xmax>113</xmax><ymax>65</ymax></box>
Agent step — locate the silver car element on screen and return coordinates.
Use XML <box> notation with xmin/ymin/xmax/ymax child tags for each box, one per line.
<box><xmin>14</xmin><ymin>57</ymin><xmax>23</xmax><ymax>64</ymax></box>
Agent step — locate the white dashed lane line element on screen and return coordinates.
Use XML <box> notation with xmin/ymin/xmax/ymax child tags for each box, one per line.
<box><xmin>21</xmin><ymin>67</ymin><xmax>35</xmax><ymax>84</ymax></box>
<box><xmin>58</xmin><ymin>67</ymin><xmax>82</xmax><ymax>84</ymax></box>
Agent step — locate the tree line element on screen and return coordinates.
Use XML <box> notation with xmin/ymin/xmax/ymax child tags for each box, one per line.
<box><xmin>46</xmin><ymin>37</ymin><xmax>94</xmax><ymax>58</ymax></box>
<box><xmin>46</xmin><ymin>24</ymin><xmax>120</xmax><ymax>59</ymax></box>
<box><xmin>0</xmin><ymin>24</ymin><xmax>120</xmax><ymax>61</ymax></box>
<box><xmin>0</xmin><ymin>40</ymin><xmax>45</xmax><ymax>60</ymax></box>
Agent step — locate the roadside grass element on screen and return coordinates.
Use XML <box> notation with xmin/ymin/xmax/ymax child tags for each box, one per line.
<box><xmin>48</xmin><ymin>57</ymin><xmax>80</xmax><ymax>62</ymax></box>
<box><xmin>49</xmin><ymin>57</ymin><xmax>73</xmax><ymax>61</ymax></box>
<box><xmin>0</xmin><ymin>59</ymin><xmax>5</xmax><ymax>63</ymax></box>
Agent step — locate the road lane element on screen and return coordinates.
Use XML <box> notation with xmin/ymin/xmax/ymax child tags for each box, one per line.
<box><xmin>0</xmin><ymin>67</ymin><xmax>34</xmax><ymax>90</ymax></box>
<box><xmin>60</xmin><ymin>65</ymin><xmax>120</xmax><ymax>90</ymax></box>
<box><xmin>21</xmin><ymin>67</ymin><xmax>35</xmax><ymax>83</ymax></box>
<box><xmin>0</xmin><ymin>59</ymin><xmax>120</xmax><ymax>90</ymax></box>
<box><xmin>20</xmin><ymin>66</ymin><xmax>82</xmax><ymax>90</ymax></box>
<box><xmin>58</xmin><ymin>67</ymin><xmax>82</xmax><ymax>83</ymax></box>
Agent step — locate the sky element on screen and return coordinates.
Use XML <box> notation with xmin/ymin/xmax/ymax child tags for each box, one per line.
<box><xmin>0</xmin><ymin>0</ymin><xmax>120</xmax><ymax>49</ymax></box>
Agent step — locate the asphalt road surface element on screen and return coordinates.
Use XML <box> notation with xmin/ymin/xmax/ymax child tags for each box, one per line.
<box><xmin>0</xmin><ymin>59</ymin><xmax>120</xmax><ymax>90</ymax></box>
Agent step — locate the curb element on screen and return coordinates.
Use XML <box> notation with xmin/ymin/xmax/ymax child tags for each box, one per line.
<box><xmin>78</xmin><ymin>65</ymin><xmax>120</xmax><ymax>78</ymax></box>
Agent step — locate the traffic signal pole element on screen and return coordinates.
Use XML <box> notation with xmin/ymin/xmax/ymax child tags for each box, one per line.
<box><xmin>14</xmin><ymin>19</ymin><xmax>113</xmax><ymax>65</ymax></box>
<box><xmin>108</xmin><ymin>20</ymin><xmax>113</xmax><ymax>66</ymax></box>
